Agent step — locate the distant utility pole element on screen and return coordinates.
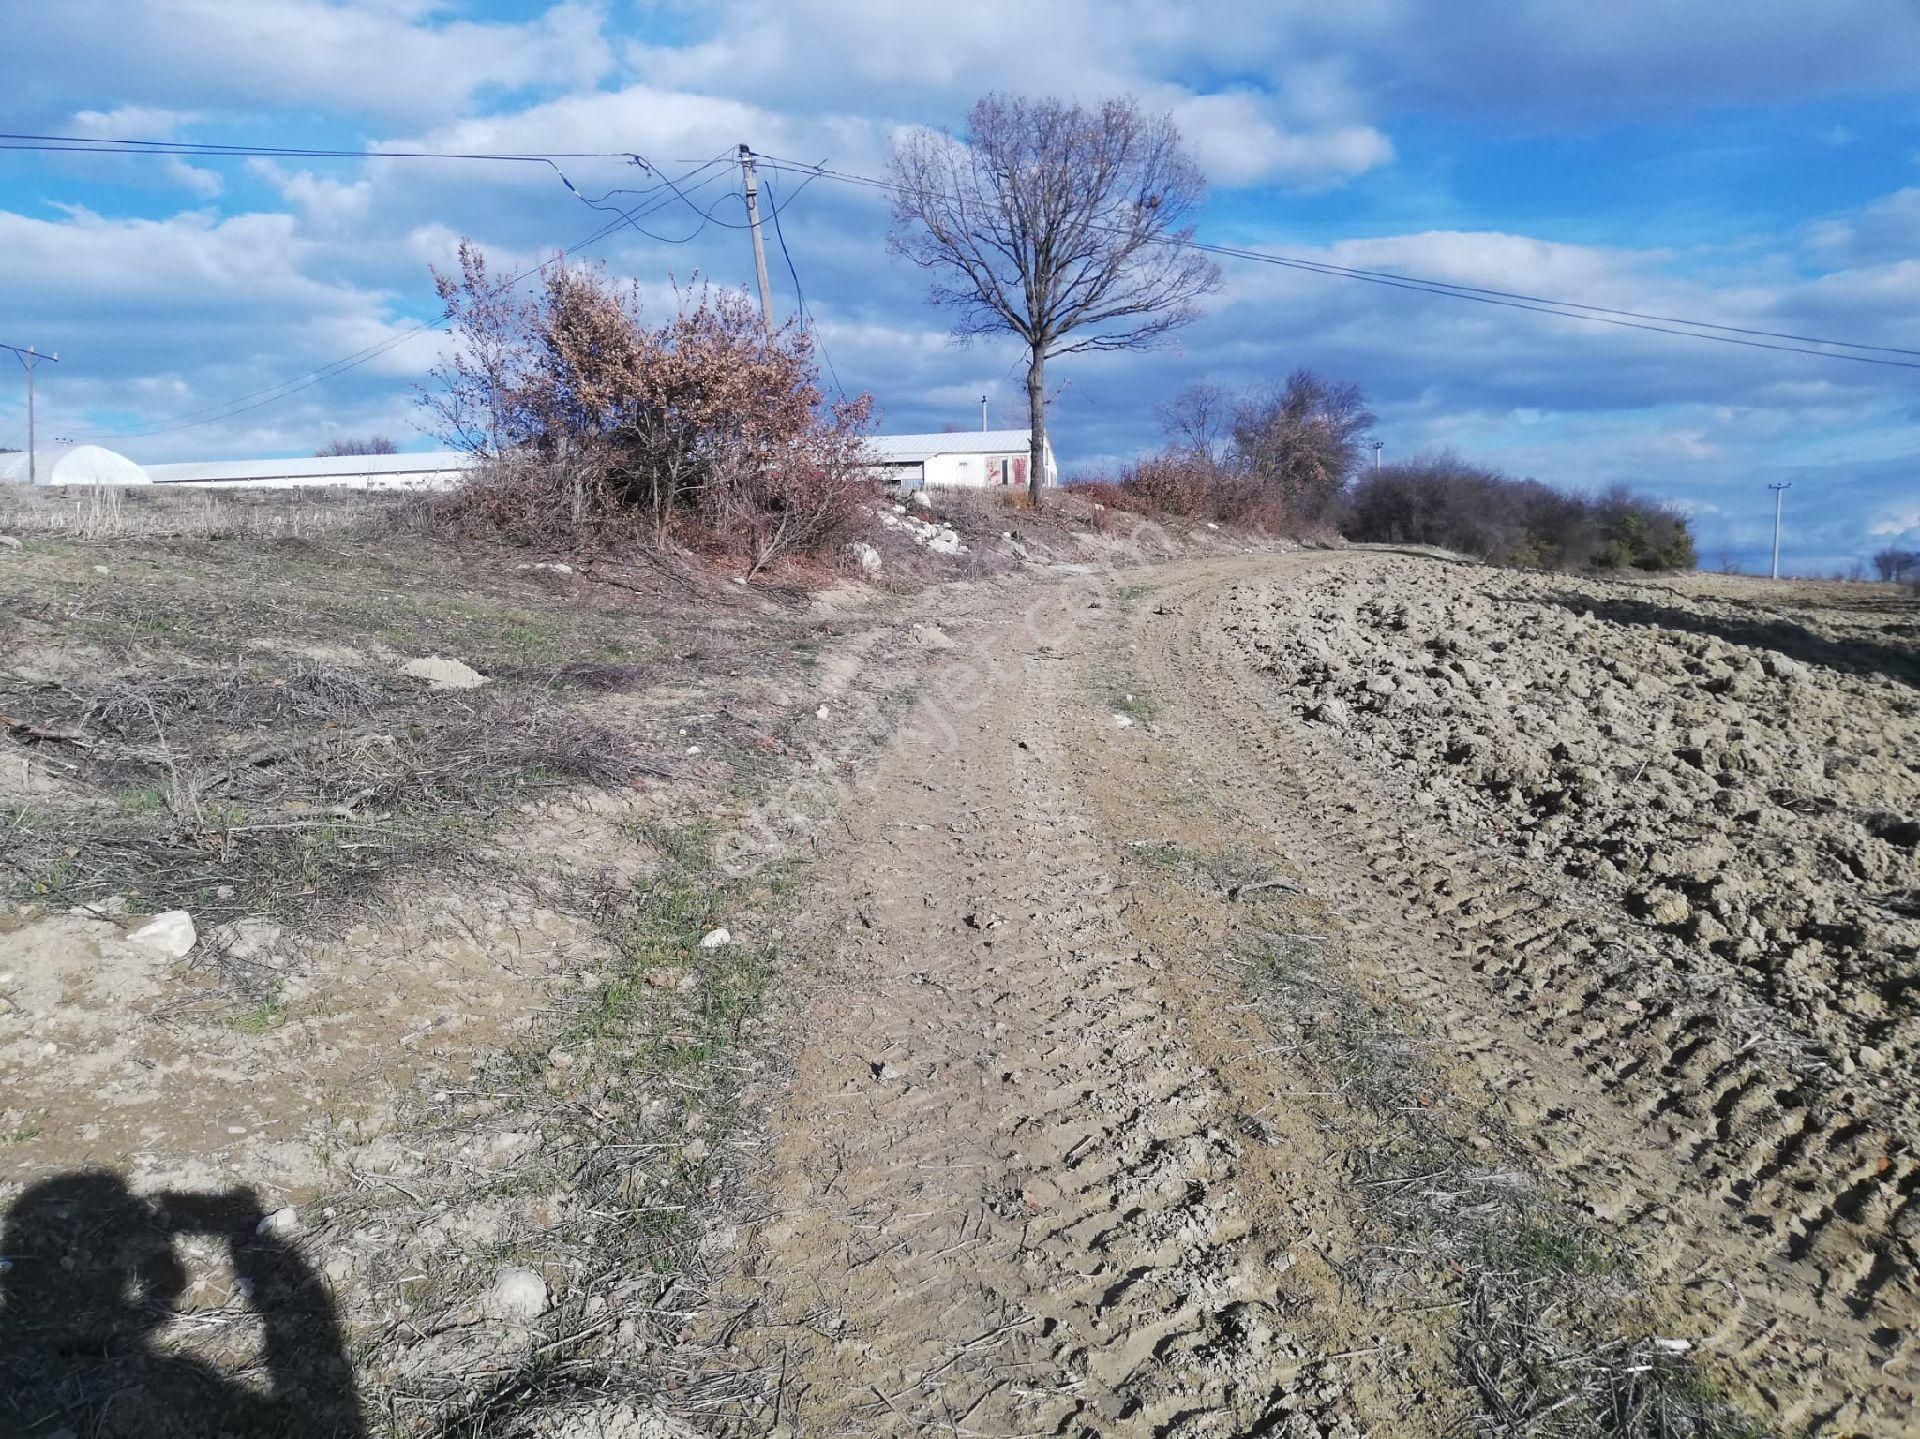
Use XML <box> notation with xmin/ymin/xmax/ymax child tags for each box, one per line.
<box><xmin>737</xmin><ymin>145</ymin><xmax>776</xmax><ymax>340</ymax></box>
<box><xmin>3</xmin><ymin>342</ymin><xmax>60</xmax><ymax>485</ymax></box>
<box><xmin>1371</xmin><ymin>438</ymin><xmax>1384</xmax><ymax>471</ymax></box>
<box><xmin>1768</xmin><ymin>482</ymin><xmax>1792</xmax><ymax>579</ymax></box>
<box><xmin>981</xmin><ymin>394</ymin><xmax>988</xmax><ymax>432</ymax></box>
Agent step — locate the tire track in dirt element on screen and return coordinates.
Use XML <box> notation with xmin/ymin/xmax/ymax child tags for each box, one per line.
<box><xmin>711</xmin><ymin>579</ymin><xmax>1359</xmax><ymax>1437</ymax></box>
<box><xmin>1127</xmin><ymin>552</ymin><xmax>1916</xmax><ymax>1434</ymax></box>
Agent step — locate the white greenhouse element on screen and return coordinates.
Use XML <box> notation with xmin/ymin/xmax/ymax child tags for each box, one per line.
<box><xmin>0</xmin><ymin>444</ymin><xmax>153</xmax><ymax>486</ymax></box>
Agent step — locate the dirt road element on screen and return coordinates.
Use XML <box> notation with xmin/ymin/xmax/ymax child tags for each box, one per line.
<box><xmin>708</xmin><ymin>551</ymin><xmax>1917</xmax><ymax>1437</ymax></box>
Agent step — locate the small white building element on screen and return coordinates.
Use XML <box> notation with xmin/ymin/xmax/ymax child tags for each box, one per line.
<box><xmin>865</xmin><ymin>429</ymin><xmax>1058</xmax><ymax>491</ymax></box>
<box><xmin>146</xmin><ymin>451</ymin><xmax>477</xmax><ymax>491</ymax></box>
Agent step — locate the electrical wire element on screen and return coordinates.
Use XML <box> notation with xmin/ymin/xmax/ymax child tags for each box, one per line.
<box><xmin>763</xmin><ymin>174</ymin><xmax>844</xmax><ymax>396</ymax></box>
<box><xmin>67</xmin><ymin>145</ymin><xmax>859</xmax><ymax>439</ymax></box>
<box><xmin>753</xmin><ymin>154</ymin><xmax>1920</xmax><ymax>371</ymax></box>
<box><xmin>18</xmin><ymin>127</ymin><xmax>1914</xmax><ymax>368</ymax></box>
<box><xmin>0</xmin><ymin>131</ymin><xmax>645</xmax><ymax>162</ymax></box>
<box><xmin>76</xmin><ymin>154</ymin><xmax>737</xmax><ymax>441</ymax></box>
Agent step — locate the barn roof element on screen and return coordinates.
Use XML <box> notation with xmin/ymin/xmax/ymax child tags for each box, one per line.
<box><xmin>864</xmin><ymin>430</ymin><xmax>1039</xmax><ymax>463</ymax></box>
<box><xmin>145</xmin><ymin>451</ymin><xmax>477</xmax><ymax>485</ymax></box>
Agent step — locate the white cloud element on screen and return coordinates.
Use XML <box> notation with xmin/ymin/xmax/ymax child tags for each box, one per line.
<box><xmin>389</xmin><ymin>85</ymin><xmax>877</xmax><ymax>177</ymax></box>
<box><xmin>621</xmin><ymin>2</ymin><xmax>1393</xmax><ymax>188</ymax></box>
<box><xmin>14</xmin><ymin>3</ymin><xmax>614</xmax><ymax>124</ymax></box>
<box><xmin>69</xmin><ymin>105</ymin><xmax>226</xmax><ymax>197</ymax></box>
<box><xmin>249</xmin><ymin>161</ymin><xmax>374</xmax><ymax>231</ymax></box>
<box><xmin>1804</xmin><ymin>188</ymin><xmax>1920</xmax><ymax>266</ymax></box>
<box><xmin>1165</xmin><ymin>92</ymin><xmax>1391</xmax><ymax>186</ymax></box>
<box><xmin>70</xmin><ymin>105</ymin><xmax>199</xmax><ymax>138</ymax></box>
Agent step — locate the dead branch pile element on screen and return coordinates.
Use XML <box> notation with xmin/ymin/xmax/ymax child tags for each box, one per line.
<box><xmin>1</xmin><ymin>663</ymin><xmax>663</xmax><ymax>925</ymax></box>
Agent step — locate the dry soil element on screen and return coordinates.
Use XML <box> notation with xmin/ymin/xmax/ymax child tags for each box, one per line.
<box><xmin>703</xmin><ymin>550</ymin><xmax>1917</xmax><ymax>1437</ymax></box>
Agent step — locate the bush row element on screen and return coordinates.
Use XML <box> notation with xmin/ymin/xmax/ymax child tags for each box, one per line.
<box><xmin>1343</xmin><ymin>459</ymin><xmax>1697</xmax><ymax>572</ymax></box>
<box><xmin>1065</xmin><ymin>374</ymin><xmax>1696</xmax><ymax>573</ymax></box>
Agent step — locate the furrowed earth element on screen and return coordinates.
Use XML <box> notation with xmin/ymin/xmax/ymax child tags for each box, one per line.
<box><xmin>2</xmin><ymin>506</ymin><xmax>1914</xmax><ymax>1438</ymax></box>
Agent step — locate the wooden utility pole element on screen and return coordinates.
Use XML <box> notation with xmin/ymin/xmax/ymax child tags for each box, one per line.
<box><xmin>737</xmin><ymin>145</ymin><xmax>776</xmax><ymax>340</ymax></box>
<box><xmin>4</xmin><ymin>342</ymin><xmax>59</xmax><ymax>485</ymax></box>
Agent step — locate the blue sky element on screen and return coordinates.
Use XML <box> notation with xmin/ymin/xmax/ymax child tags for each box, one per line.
<box><xmin>5</xmin><ymin>1</ymin><xmax>1919</xmax><ymax>573</ymax></box>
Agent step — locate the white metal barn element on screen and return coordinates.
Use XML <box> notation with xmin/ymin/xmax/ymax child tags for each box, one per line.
<box><xmin>145</xmin><ymin>451</ymin><xmax>478</xmax><ymax>491</ymax></box>
<box><xmin>865</xmin><ymin>430</ymin><xmax>1058</xmax><ymax>491</ymax></box>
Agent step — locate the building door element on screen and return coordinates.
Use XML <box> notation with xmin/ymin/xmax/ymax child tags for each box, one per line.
<box><xmin>1012</xmin><ymin>456</ymin><xmax>1028</xmax><ymax>487</ymax></box>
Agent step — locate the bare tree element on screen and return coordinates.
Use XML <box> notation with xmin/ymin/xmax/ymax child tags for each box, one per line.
<box><xmin>1872</xmin><ymin>546</ymin><xmax>1917</xmax><ymax>584</ymax></box>
<box><xmin>889</xmin><ymin>94</ymin><xmax>1221</xmax><ymax>504</ymax></box>
<box><xmin>425</xmin><ymin>239</ymin><xmax>529</xmax><ymax>458</ymax></box>
<box><xmin>1156</xmin><ymin>381</ymin><xmax>1233</xmax><ymax>463</ymax></box>
<box><xmin>315</xmin><ymin>435</ymin><xmax>398</xmax><ymax>456</ymax></box>
<box><xmin>1232</xmin><ymin>370</ymin><xmax>1376</xmax><ymax>526</ymax></box>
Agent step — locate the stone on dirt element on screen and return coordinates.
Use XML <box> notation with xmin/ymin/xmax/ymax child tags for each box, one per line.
<box><xmin>127</xmin><ymin>910</ymin><xmax>197</xmax><ymax>958</ymax></box>
<box><xmin>400</xmin><ymin>656</ymin><xmax>489</xmax><ymax>690</ymax></box>
<box><xmin>256</xmin><ymin>1206</ymin><xmax>300</xmax><ymax>1238</ymax></box>
<box><xmin>699</xmin><ymin>926</ymin><xmax>732</xmax><ymax>949</ymax></box>
<box><xmin>849</xmin><ymin>540</ymin><xmax>883</xmax><ymax>574</ymax></box>
<box><xmin>484</xmin><ymin>1265</ymin><xmax>551</xmax><ymax>1321</ymax></box>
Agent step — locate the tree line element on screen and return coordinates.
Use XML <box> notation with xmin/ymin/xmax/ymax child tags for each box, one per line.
<box><xmin>1873</xmin><ymin>547</ymin><xmax>1918</xmax><ymax>586</ymax></box>
<box><xmin>1070</xmin><ymin>375</ymin><xmax>1697</xmax><ymax>572</ymax></box>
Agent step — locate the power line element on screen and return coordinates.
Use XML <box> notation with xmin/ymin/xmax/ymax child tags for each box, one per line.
<box><xmin>4</xmin><ymin>128</ymin><xmax>823</xmax><ymax>234</ymax></box>
<box><xmin>76</xmin><ymin>155</ymin><xmax>738</xmax><ymax>441</ymax></box>
<box><xmin>19</xmin><ymin>127</ymin><xmax>1916</xmax><ymax>372</ymax></box>
<box><xmin>762</xmin><ymin>173</ymin><xmax>844</xmax><ymax>396</ymax></box>
<box><xmin>66</xmin><ymin>143</ymin><xmax>851</xmax><ymax>441</ymax></box>
<box><xmin>753</xmin><ymin>155</ymin><xmax>1920</xmax><ymax>372</ymax></box>
<box><xmin>0</xmin><ymin>131</ymin><xmax>645</xmax><ymax>163</ymax></box>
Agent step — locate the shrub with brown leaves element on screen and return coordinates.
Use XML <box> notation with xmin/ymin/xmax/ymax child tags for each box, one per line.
<box><xmin>423</xmin><ymin>241</ymin><xmax>877</xmax><ymax>570</ymax></box>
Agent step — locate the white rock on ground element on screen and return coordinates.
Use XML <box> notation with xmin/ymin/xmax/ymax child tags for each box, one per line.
<box><xmin>256</xmin><ymin>1206</ymin><xmax>300</xmax><ymax>1239</ymax></box>
<box><xmin>0</xmin><ymin>535</ymin><xmax>20</xmax><ymax>550</ymax></box>
<box><xmin>848</xmin><ymin>540</ymin><xmax>883</xmax><ymax>574</ymax></box>
<box><xmin>1113</xmin><ymin>714</ymin><xmax>1136</xmax><ymax>729</ymax></box>
<box><xmin>127</xmin><ymin>910</ymin><xmax>197</xmax><ymax>958</ymax></box>
<box><xmin>485</xmin><ymin>1266</ymin><xmax>551</xmax><ymax>1321</ymax></box>
<box><xmin>699</xmin><ymin>927</ymin><xmax>732</xmax><ymax>949</ymax></box>
<box><xmin>400</xmin><ymin>656</ymin><xmax>489</xmax><ymax>690</ymax></box>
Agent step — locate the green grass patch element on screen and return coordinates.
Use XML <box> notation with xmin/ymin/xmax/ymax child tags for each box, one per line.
<box><xmin>226</xmin><ymin>996</ymin><xmax>288</xmax><ymax>1033</ymax></box>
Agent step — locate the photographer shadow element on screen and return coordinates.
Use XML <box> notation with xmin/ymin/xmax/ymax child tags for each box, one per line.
<box><xmin>0</xmin><ymin>1171</ymin><xmax>365</xmax><ymax>1438</ymax></box>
